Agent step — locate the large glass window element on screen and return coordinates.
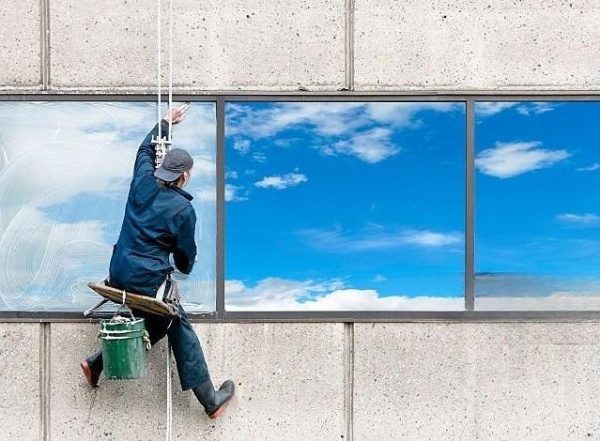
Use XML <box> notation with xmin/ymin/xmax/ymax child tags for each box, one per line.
<box><xmin>10</xmin><ymin>98</ymin><xmax>597</xmax><ymax>315</ymax></box>
<box><xmin>225</xmin><ymin>101</ymin><xmax>466</xmax><ymax>310</ymax></box>
<box><xmin>0</xmin><ymin>101</ymin><xmax>216</xmax><ymax>311</ymax></box>
<box><xmin>475</xmin><ymin>101</ymin><xmax>600</xmax><ymax>310</ymax></box>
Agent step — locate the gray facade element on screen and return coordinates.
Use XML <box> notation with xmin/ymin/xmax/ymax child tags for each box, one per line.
<box><xmin>1</xmin><ymin>0</ymin><xmax>600</xmax><ymax>440</ymax></box>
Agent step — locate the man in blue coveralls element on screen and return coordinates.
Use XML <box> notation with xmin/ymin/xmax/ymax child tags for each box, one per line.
<box><xmin>81</xmin><ymin>105</ymin><xmax>234</xmax><ymax>419</ymax></box>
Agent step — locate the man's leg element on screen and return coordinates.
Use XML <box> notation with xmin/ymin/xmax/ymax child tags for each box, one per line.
<box><xmin>167</xmin><ymin>306</ymin><xmax>235</xmax><ymax>418</ymax></box>
<box><xmin>167</xmin><ymin>306</ymin><xmax>210</xmax><ymax>390</ymax></box>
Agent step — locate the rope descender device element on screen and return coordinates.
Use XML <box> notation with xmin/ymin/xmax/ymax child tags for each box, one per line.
<box><xmin>152</xmin><ymin>135</ymin><xmax>172</xmax><ymax>168</ymax></box>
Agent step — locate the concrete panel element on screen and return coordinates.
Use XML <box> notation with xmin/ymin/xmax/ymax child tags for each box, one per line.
<box><xmin>173</xmin><ymin>323</ymin><xmax>346</xmax><ymax>441</ymax></box>
<box><xmin>49</xmin><ymin>0</ymin><xmax>155</xmax><ymax>89</ymax></box>
<box><xmin>49</xmin><ymin>322</ymin><xmax>345</xmax><ymax>440</ymax></box>
<box><xmin>0</xmin><ymin>0</ymin><xmax>41</xmax><ymax>87</ymax></box>
<box><xmin>354</xmin><ymin>0</ymin><xmax>600</xmax><ymax>90</ymax></box>
<box><xmin>0</xmin><ymin>323</ymin><xmax>40</xmax><ymax>440</ymax></box>
<box><xmin>354</xmin><ymin>323</ymin><xmax>600</xmax><ymax>441</ymax></box>
<box><xmin>50</xmin><ymin>323</ymin><xmax>168</xmax><ymax>441</ymax></box>
<box><xmin>50</xmin><ymin>0</ymin><xmax>345</xmax><ymax>90</ymax></box>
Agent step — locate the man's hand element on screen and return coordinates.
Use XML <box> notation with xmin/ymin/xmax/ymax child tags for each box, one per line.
<box><xmin>162</xmin><ymin>102</ymin><xmax>190</xmax><ymax>125</ymax></box>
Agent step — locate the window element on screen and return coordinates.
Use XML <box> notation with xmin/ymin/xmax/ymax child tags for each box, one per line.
<box><xmin>225</xmin><ymin>101</ymin><xmax>466</xmax><ymax>311</ymax></box>
<box><xmin>0</xmin><ymin>101</ymin><xmax>217</xmax><ymax>311</ymax></box>
<box><xmin>475</xmin><ymin>101</ymin><xmax>600</xmax><ymax>310</ymax></box>
<box><xmin>4</xmin><ymin>96</ymin><xmax>596</xmax><ymax>317</ymax></box>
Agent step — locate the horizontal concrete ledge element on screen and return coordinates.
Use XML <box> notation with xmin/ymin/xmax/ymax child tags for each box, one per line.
<box><xmin>3</xmin><ymin>88</ymin><xmax>600</xmax><ymax>97</ymax></box>
<box><xmin>4</xmin><ymin>312</ymin><xmax>600</xmax><ymax>324</ymax></box>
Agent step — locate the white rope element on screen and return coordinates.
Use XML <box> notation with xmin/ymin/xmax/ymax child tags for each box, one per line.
<box><xmin>167</xmin><ymin>0</ymin><xmax>173</xmax><ymax>143</ymax></box>
<box><xmin>153</xmin><ymin>0</ymin><xmax>174</xmax><ymax>169</ymax></box>
<box><xmin>166</xmin><ymin>341</ymin><xmax>173</xmax><ymax>441</ymax></box>
<box><xmin>156</xmin><ymin>0</ymin><xmax>162</xmax><ymax>140</ymax></box>
<box><xmin>165</xmin><ymin>1</ymin><xmax>174</xmax><ymax>437</ymax></box>
<box><xmin>155</xmin><ymin>2</ymin><xmax>175</xmax><ymax>439</ymax></box>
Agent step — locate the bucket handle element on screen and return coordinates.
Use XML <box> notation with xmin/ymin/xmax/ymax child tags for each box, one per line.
<box><xmin>113</xmin><ymin>290</ymin><xmax>135</xmax><ymax>320</ymax></box>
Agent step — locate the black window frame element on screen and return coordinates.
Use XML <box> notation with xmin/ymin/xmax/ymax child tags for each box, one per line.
<box><xmin>1</xmin><ymin>93</ymin><xmax>599</xmax><ymax>323</ymax></box>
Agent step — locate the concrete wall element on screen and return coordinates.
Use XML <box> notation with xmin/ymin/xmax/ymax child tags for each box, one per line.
<box><xmin>2</xmin><ymin>0</ymin><xmax>600</xmax><ymax>440</ymax></box>
<box><xmin>1</xmin><ymin>321</ymin><xmax>600</xmax><ymax>440</ymax></box>
<box><xmin>2</xmin><ymin>0</ymin><xmax>600</xmax><ymax>92</ymax></box>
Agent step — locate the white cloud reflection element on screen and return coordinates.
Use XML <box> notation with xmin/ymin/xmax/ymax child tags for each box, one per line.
<box><xmin>298</xmin><ymin>225</ymin><xmax>462</xmax><ymax>252</ymax></box>
<box><xmin>226</xmin><ymin>276</ymin><xmax>600</xmax><ymax>311</ymax></box>
<box><xmin>255</xmin><ymin>172</ymin><xmax>308</xmax><ymax>190</ymax></box>
<box><xmin>227</xmin><ymin>102</ymin><xmax>462</xmax><ymax>164</ymax></box>
<box><xmin>476</xmin><ymin>141</ymin><xmax>569</xmax><ymax>178</ymax></box>
<box><xmin>556</xmin><ymin>213</ymin><xmax>600</xmax><ymax>226</ymax></box>
<box><xmin>476</xmin><ymin>102</ymin><xmax>557</xmax><ymax>118</ymax></box>
<box><xmin>226</xmin><ymin>277</ymin><xmax>463</xmax><ymax>311</ymax></box>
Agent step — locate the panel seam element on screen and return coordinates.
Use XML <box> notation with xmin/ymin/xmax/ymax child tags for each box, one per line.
<box><xmin>40</xmin><ymin>0</ymin><xmax>51</xmax><ymax>89</ymax></box>
<box><xmin>344</xmin><ymin>0</ymin><xmax>355</xmax><ymax>91</ymax></box>
<box><xmin>39</xmin><ymin>323</ymin><xmax>51</xmax><ymax>441</ymax></box>
<box><xmin>344</xmin><ymin>322</ymin><xmax>355</xmax><ymax>441</ymax></box>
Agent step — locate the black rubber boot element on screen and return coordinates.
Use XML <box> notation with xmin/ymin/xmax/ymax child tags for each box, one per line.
<box><xmin>192</xmin><ymin>379</ymin><xmax>235</xmax><ymax>419</ymax></box>
<box><xmin>80</xmin><ymin>350</ymin><xmax>103</xmax><ymax>387</ymax></box>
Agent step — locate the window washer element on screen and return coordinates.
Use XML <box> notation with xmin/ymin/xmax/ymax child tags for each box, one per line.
<box><xmin>80</xmin><ymin>105</ymin><xmax>235</xmax><ymax>419</ymax></box>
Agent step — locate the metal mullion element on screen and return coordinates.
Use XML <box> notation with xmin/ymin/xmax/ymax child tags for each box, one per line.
<box><xmin>0</xmin><ymin>94</ymin><xmax>219</xmax><ymax>102</ymax></box>
<box><xmin>6</xmin><ymin>310</ymin><xmax>600</xmax><ymax>322</ymax></box>
<box><xmin>465</xmin><ymin>99</ymin><xmax>475</xmax><ymax>311</ymax></box>
<box><xmin>2</xmin><ymin>93</ymin><xmax>600</xmax><ymax>102</ymax></box>
<box><xmin>220</xmin><ymin>310</ymin><xmax>600</xmax><ymax>323</ymax></box>
<box><xmin>474</xmin><ymin>95</ymin><xmax>600</xmax><ymax>102</ymax></box>
<box><xmin>219</xmin><ymin>94</ymin><xmax>466</xmax><ymax>103</ymax></box>
<box><xmin>215</xmin><ymin>97</ymin><xmax>225</xmax><ymax>319</ymax></box>
<box><xmin>4</xmin><ymin>90</ymin><xmax>600</xmax><ymax>98</ymax></box>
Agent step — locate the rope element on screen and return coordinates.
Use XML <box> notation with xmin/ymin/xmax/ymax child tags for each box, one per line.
<box><xmin>154</xmin><ymin>2</ymin><xmax>175</xmax><ymax>439</ymax></box>
<box><xmin>166</xmin><ymin>341</ymin><xmax>173</xmax><ymax>441</ymax></box>
<box><xmin>167</xmin><ymin>0</ymin><xmax>173</xmax><ymax>142</ymax></box>
<box><xmin>153</xmin><ymin>0</ymin><xmax>174</xmax><ymax>169</ymax></box>
<box><xmin>156</xmin><ymin>0</ymin><xmax>162</xmax><ymax>140</ymax></box>
<box><xmin>166</xmin><ymin>3</ymin><xmax>174</xmax><ymax>439</ymax></box>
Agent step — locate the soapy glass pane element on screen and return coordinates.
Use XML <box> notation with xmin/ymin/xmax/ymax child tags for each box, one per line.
<box><xmin>0</xmin><ymin>101</ymin><xmax>216</xmax><ymax>312</ymax></box>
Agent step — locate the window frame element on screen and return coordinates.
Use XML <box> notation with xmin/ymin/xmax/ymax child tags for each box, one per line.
<box><xmin>1</xmin><ymin>93</ymin><xmax>599</xmax><ymax>322</ymax></box>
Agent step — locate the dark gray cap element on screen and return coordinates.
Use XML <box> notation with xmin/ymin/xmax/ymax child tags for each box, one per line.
<box><xmin>154</xmin><ymin>148</ymin><xmax>194</xmax><ymax>182</ymax></box>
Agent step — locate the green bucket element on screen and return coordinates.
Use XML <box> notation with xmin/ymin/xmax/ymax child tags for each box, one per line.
<box><xmin>100</xmin><ymin>317</ymin><xmax>148</xmax><ymax>380</ymax></box>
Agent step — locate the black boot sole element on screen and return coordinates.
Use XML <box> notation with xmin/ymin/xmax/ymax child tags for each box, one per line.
<box><xmin>80</xmin><ymin>359</ymin><xmax>99</xmax><ymax>388</ymax></box>
<box><xmin>208</xmin><ymin>394</ymin><xmax>234</xmax><ymax>419</ymax></box>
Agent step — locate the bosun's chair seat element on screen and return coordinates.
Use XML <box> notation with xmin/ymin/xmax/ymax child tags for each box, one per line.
<box><xmin>88</xmin><ymin>282</ymin><xmax>179</xmax><ymax>317</ymax></box>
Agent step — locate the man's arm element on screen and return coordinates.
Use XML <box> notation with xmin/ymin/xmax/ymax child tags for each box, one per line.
<box><xmin>132</xmin><ymin>105</ymin><xmax>190</xmax><ymax>179</ymax></box>
<box><xmin>173</xmin><ymin>206</ymin><xmax>197</xmax><ymax>275</ymax></box>
<box><xmin>132</xmin><ymin>120</ymin><xmax>169</xmax><ymax>179</ymax></box>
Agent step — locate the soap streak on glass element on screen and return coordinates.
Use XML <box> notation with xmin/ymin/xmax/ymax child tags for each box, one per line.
<box><xmin>0</xmin><ymin>102</ymin><xmax>217</xmax><ymax>312</ymax></box>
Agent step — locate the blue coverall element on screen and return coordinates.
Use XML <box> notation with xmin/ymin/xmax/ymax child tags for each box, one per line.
<box><xmin>97</xmin><ymin>121</ymin><xmax>209</xmax><ymax>390</ymax></box>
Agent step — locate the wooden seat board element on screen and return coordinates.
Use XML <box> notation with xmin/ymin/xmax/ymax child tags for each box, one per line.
<box><xmin>88</xmin><ymin>282</ymin><xmax>179</xmax><ymax>317</ymax></box>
